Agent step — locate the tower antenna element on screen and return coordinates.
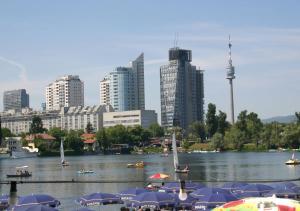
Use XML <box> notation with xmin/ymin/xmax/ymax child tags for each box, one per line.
<box><xmin>226</xmin><ymin>35</ymin><xmax>236</xmax><ymax>124</ymax></box>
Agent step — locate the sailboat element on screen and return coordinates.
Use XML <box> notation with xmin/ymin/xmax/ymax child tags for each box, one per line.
<box><xmin>172</xmin><ymin>132</ymin><xmax>189</xmax><ymax>173</ymax></box>
<box><xmin>60</xmin><ymin>139</ymin><xmax>69</xmax><ymax>166</ymax></box>
<box><xmin>285</xmin><ymin>152</ymin><xmax>300</xmax><ymax>165</ymax></box>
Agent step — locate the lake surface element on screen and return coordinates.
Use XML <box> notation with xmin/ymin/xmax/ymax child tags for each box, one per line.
<box><xmin>1</xmin><ymin>152</ymin><xmax>300</xmax><ymax>210</ymax></box>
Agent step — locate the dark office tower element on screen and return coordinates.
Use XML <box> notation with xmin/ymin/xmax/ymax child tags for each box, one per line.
<box><xmin>160</xmin><ymin>47</ymin><xmax>204</xmax><ymax>130</ymax></box>
<box><xmin>3</xmin><ymin>89</ymin><xmax>29</xmax><ymax>112</ymax></box>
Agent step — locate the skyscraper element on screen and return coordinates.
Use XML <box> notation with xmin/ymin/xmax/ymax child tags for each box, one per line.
<box><xmin>46</xmin><ymin>75</ymin><xmax>84</xmax><ymax>111</ymax></box>
<box><xmin>99</xmin><ymin>53</ymin><xmax>145</xmax><ymax>111</ymax></box>
<box><xmin>3</xmin><ymin>89</ymin><xmax>29</xmax><ymax>112</ymax></box>
<box><xmin>160</xmin><ymin>47</ymin><xmax>204</xmax><ymax>130</ymax></box>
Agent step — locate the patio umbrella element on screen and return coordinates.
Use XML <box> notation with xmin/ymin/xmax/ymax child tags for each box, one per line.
<box><xmin>11</xmin><ymin>204</ymin><xmax>59</xmax><ymax>211</ymax></box>
<box><xmin>71</xmin><ymin>208</ymin><xmax>95</xmax><ymax>211</ymax></box>
<box><xmin>16</xmin><ymin>194</ymin><xmax>60</xmax><ymax>208</ymax></box>
<box><xmin>212</xmin><ymin>197</ymin><xmax>300</xmax><ymax>211</ymax></box>
<box><xmin>221</xmin><ymin>182</ymin><xmax>249</xmax><ymax>191</ymax></box>
<box><xmin>118</xmin><ymin>188</ymin><xmax>150</xmax><ymax>201</ymax></box>
<box><xmin>272</xmin><ymin>181</ymin><xmax>298</xmax><ymax>189</ymax></box>
<box><xmin>76</xmin><ymin>192</ymin><xmax>122</xmax><ymax>206</ymax></box>
<box><xmin>191</xmin><ymin>188</ymin><xmax>238</xmax><ymax>210</ymax></box>
<box><xmin>126</xmin><ymin>192</ymin><xmax>175</xmax><ymax>210</ymax></box>
<box><xmin>234</xmin><ymin>184</ymin><xmax>273</xmax><ymax>198</ymax></box>
<box><xmin>190</xmin><ymin>187</ymin><xmax>230</xmax><ymax>199</ymax></box>
<box><xmin>160</xmin><ymin>181</ymin><xmax>205</xmax><ymax>193</ymax></box>
<box><xmin>169</xmin><ymin>193</ymin><xmax>197</xmax><ymax>210</ymax></box>
<box><xmin>263</xmin><ymin>187</ymin><xmax>300</xmax><ymax>199</ymax></box>
<box><xmin>0</xmin><ymin>194</ymin><xmax>9</xmax><ymax>210</ymax></box>
<box><xmin>149</xmin><ymin>173</ymin><xmax>170</xmax><ymax>179</ymax></box>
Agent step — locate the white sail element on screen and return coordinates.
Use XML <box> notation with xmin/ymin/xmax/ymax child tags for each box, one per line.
<box><xmin>60</xmin><ymin>139</ymin><xmax>65</xmax><ymax>164</ymax></box>
<box><xmin>172</xmin><ymin>132</ymin><xmax>179</xmax><ymax>170</ymax></box>
<box><xmin>292</xmin><ymin>153</ymin><xmax>295</xmax><ymax>160</ymax></box>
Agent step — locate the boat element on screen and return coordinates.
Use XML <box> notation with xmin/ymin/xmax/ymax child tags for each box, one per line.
<box><xmin>11</xmin><ymin>143</ymin><xmax>38</xmax><ymax>159</ymax></box>
<box><xmin>77</xmin><ymin>169</ymin><xmax>94</xmax><ymax>174</ymax></box>
<box><xmin>127</xmin><ymin>161</ymin><xmax>144</xmax><ymax>168</ymax></box>
<box><xmin>6</xmin><ymin>166</ymin><xmax>32</xmax><ymax>178</ymax></box>
<box><xmin>172</xmin><ymin>132</ymin><xmax>189</xmax><ymax>173</ymax></box>
<box><xmin>285</xmin><ymin>153</ymin><xmax>300</xmax><ymax>165</ymax></box>
<box><xmin>60</xmin><ymin>139</ymin><xmax>69</xmax><ymax>167</ymax></box>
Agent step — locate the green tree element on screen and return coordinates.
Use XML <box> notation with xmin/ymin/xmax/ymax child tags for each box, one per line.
<box><xmin>217</xmin><ymin>110</ymin><xmax>230</xmax><ymax>136</ymax></box>
<box><xmin>148</xmin><ymin>123</ymin><xmax>164</xmax><ymax>138</ymax></box>
<box><xmin>210</xmin><ymin>132</ymin><xmax>224</xmax><ymax>151</ymax></box>
<box><xmin>30</xmin><ymin>116</ymin><xmax>46</xmax><ymax>134</ymax></box>
<box><xmin>224</xmin><ymin>125</ymin><xmax>246</xmax><ymax>151</ymax></box>
<box><xmin>1</xmin><ymin>128</ymin><xmax>13</xmax><ymax>138</ymax></box>
<box><xmin>96</xmin><ymin>128</ymin><xmax>110</xmax><ymax>151</ymax></box>
<box><xmin>206</xmin><ymin>103</ymin><xmax>218</xmax><ymax>138</ymax></box>
<box><xmin>246</xmin><ymin>112</ymin><xmax>263</xmax><ymax>147</ymax></box>
<box><xmin>236</xmin><ymin>110</ymin><xmax>248</xmax><ymax>131</ymax></box>
<box><xmin>48</xmin><ymin>127</ymin><xmax>66</xmax><ymax>141</ymax></box>
<box><xmin>65</xmin><ymin>130</ymin><xmax>84</xmax><ymax>152</ymax></box>
<box><xmin>295</xmin><ymin>112</ymin><xmax>300</xmax><ymax>124</ymax></box>
<box><xmin>85</xmin><ymin>122</ymin><xmax>94</xmax><ymax>133</ymax></box>
<box><xmin>189</xmin><ymin>121</ymin><xmax>206</xmax><ymax>142</ymax></box>
<box><xmin>106</xmin><ymin>125</ymin><xmax>128</xmax><ymax>144</ymax></box>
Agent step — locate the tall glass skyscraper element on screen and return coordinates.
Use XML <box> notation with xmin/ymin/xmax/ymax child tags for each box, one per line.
<box><xmin>160</xmin><ymin>48</ymin><xmax>204</xmax><ymax>130</ymax></box>
<box><xmin>3</xmin><ymin>89</ymin><xmax>29</xmax><ymax>112</ymax></box>
<box><xmin>100</xmin><ymin>53</ymin><xmax>145</xmax><ymax>111</ymax></box>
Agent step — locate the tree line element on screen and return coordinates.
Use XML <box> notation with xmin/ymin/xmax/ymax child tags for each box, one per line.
<box><xmin>2</xmin><ymin>106</ymin><xmax>300</xmax><ymax>152</ymax></box>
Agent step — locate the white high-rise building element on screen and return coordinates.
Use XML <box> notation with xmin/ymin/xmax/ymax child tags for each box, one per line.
<box><xmin>99</xmin><ymin>76</ymin><xmax>110</xmax><ymax>105</ymax></box>
<box><xmin>99</xmin><ymin>53</ymin><xmax>145</xmax><ymax>111</ymax></box>
<box><xmin>46</xmin><ymin>75</ymin><xmax>84</xmax><ymax>111</ymax></box>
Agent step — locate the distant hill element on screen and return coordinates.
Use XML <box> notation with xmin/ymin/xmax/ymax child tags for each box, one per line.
<box><xmin>262</xmin><ymin>115</ymin><xmax>297</xmax><ymax>124</ymax></box>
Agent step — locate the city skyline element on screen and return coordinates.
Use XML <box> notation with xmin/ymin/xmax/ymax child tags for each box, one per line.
<box><xmin>1</xmin><ymin>1</ymin><xmax>300</xmax><ymax>121</ymax></box>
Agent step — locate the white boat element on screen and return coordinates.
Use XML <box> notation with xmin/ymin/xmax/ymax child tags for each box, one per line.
<box><xmin>11</xmin><ymin>143</ymin><xmax>38</xmax><ymax>159</ymax></box>
<box><xmin>172</xmin><ymin>132</ymin><xmax>189</xmax><ymax>173</ymax></box>
<box><xmin>77</xmin><ymin>170</ymin><xmax>94</xmax><ymax>174</ymax></box>
<box><xmin>285</xmin><ymin>153</ymin><xmax>300</xmax><ymax>165</ymax></box>
<box><xmin>60</xmin><ymin>139</ymin><xmax>69</xmax><ymax>166</ymax></box>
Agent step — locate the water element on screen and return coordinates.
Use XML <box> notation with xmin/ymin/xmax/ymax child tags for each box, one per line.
<box><xmin>1</xmin><ymin>152</ymin><xmax>300</xmax><ymax>210</ymax></box>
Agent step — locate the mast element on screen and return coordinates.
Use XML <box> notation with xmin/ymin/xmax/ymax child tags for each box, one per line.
<box><xmin>226</xmin><ymin>35</ymin><xmax>236</xmax><ymax>124</ymax></box>
<box><xmin>0</xmin><ymin>115</ymin><xmax>2</xmax><ymax>146</ymax></box>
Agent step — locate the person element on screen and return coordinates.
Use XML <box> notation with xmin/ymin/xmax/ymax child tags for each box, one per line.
<box><xmin>184</xmin><ymin>165</ymin><xmax>189</xmax><ymax>171</ymax></box>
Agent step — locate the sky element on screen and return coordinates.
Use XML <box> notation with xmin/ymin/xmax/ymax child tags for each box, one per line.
<box><xmin>0</xmin><ymin>0</ymin><xmax>300</xmax><ymax>122</ymax></box>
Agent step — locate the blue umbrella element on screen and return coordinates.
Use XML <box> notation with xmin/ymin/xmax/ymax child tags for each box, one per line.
<box><xmin>222</xmin><ymin>182</ymin><xmax>249</xmax><ymax>191</ymax></box>
<box><xmin>127</xmin><ymin>192</ymin><xmax>175</xmax><ymax>210</ymax></box>
<box><xmin>118</xmin><ymin>188</ymin><xmax>150</xmax><ymax>201</ymax></box>
<box><xmin>160</xmin><ymin>181</ymin><xmax>205</xmax><ymax>193</ymax></box>
<box><xmin>235</xmin><ymin>184</ymin><xmax>273</xmax><ymax>198</ymax></box>
<box><xmin>273</xmin><ymin>182</ymin><xmax>298</xmax><ymax>189</ymax></box>
<box><xmin>77</xmin><ymin>192</ymin><xmax>122</xmax><ymax>206</ymax></box>
<box><xmin>169</xmin><ymin>193</ymin><xmax>197</xmax><ymax>210</ymax></box>
<box><xmin>71</xmin><ymin>208</ymin><xmax>95</xmax><ymax>211</ymax></box>
<box><xmin>0</xmin><ymin>194</ymin><xmax>9</xmax><ymax>209</ymax></box>
<box><xmin>193</xmin><ymin>191</ymin><xmax>238</xmax><ymax>210</ymax></box>
<box><xmin>11</xmin><ymin>204</ymin><xmax>59</xmax><ymax>211</ymax></box>
<box><xmin>16</xmin><ymin>194</ymin><xmax>60</xmax><ymax>207</ymax></box>
<box><xmin>190</xmin><ymin>187</ymin><xmax>230</xmax><ymax>199</ymax></box>
<box><xmin>263</xmin><ymin>187</ymin><xmax>300</xmax><ymax>199</ymax></box>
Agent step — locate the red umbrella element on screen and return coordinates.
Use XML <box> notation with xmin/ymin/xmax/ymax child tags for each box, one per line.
<box><xmin>149</xmin><ymin>173</ymin><xmax>170</xmax><ymax>179</ymax></box>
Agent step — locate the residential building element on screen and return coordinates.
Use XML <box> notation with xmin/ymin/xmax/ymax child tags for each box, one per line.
<box><xmin>99</xmin><ymin>76</ymin><xmax>110</xmax><ymax>105</ymax></box>
<box><xmin>103</xmin><ymin>110</ymin><xmax>157</xmax><ymax>128</ymax></box>
<box><xmin>46</xmin><ymin>75</ymin><xmax>84</xmax><ymax>111</ymax></box>
<box><xmin>0</xmin><ymin>105</ymin><xmax>113</xmax><ymax>134</ymax></box>
<box><xmin>3</xmin><ymin>89</ymin><xmax>29</xmax><ymax>112</ymax></box>
<box><xmin>160</xmin><ymin>47</ymin><xmax>204</xmax><ymax>130</ymax></box>
<box><xmin>99</xmin><ymin>53</ymin><xmax>145</xmax><ymax>111</ymax></box>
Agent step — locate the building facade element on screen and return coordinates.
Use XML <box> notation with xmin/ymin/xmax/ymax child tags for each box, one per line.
<box><xmin>46</xmin><ymin>75</ymin><xmax>84</xmax><ymax>111</ymax></box>
<box><xmin>160</xmin><ymin>47</ymin><xmax>204</xmax><ymax>130</ymax></box>
<box><xmin>0</xmin><ymin>105</ymin><xmax>113</xmax><ymax>134</ymax></box>
<box><xmin>103</xmin><ymin>110</ymin><xmax>157</xmax><ymax>128</ymax></box>
<box><xmin>99</xmin><ymin>53</ymin><xmax>145</xmax><ymax>111</ymax></box>
<box><xmin>3</xmin><ymin>89</ymin><xmax>29</xmax><ymax>112</ymax></box>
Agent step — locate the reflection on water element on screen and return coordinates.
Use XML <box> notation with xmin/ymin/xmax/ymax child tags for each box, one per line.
<box><xmin>1</xmin><ymin>152</ymin><xmax>300</xmax><ymax>210</ymax></box>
